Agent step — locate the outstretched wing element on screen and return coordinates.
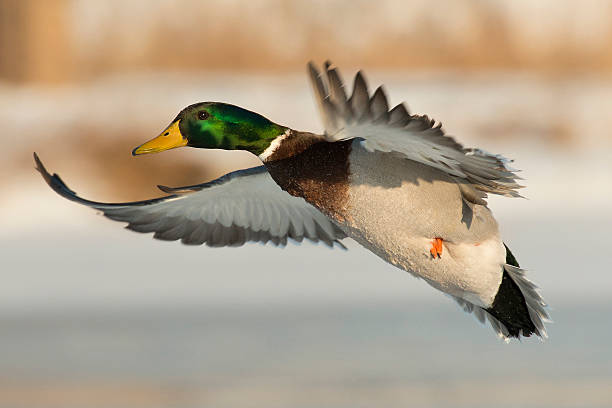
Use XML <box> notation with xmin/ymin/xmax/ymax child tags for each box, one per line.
<box><xmin>34</xmin><ymin>153</ymin><xmax>346</xmax><ymax>248</ymax></box>
<box><xmin>308</xmin><ymin>61</ymin><xmax>523</xmax><ymax>204</ymax></box>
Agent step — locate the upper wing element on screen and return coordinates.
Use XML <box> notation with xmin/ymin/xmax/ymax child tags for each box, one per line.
<box><xmin>308</xmin><ymin>61</ymin><xmax>523</xmax><ymax>204</ymax></box>
<box><xmin>34</xmin><ymin>153</ymin><xmax>346</xmax><ymax>248</ymax></box>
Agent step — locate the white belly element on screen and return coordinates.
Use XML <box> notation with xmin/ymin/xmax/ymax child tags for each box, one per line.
<box><xmin>339</xmin><ymin>143</ymin><xmax>505</xmax><ymax>307</ymax></box>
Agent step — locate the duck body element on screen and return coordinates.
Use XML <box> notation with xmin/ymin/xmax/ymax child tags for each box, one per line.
<box><xmin>340</xmin><ymin>142</ymin><xmax>506</xmax><ymax>308</ymax></box>
<box><xmin>264</xmin><ymin>133</ymin><xmax>504</xmax><ymax>308</ymax></box>
<box><xmin>35</xmin><ymin>61</ymin><xmax>549</xmax><ymax>340</ymax></box>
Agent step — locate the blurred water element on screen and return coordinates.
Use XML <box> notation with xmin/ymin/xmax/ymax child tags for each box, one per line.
<box><xmin>0</xmin><ymin>302</ymin><xmax>610</xmax><ymax>408</ymax></box>
<box><xmin>2</xmin><ymin>203</ymin><xmax>612</xmax><ymax>407</ymax></box>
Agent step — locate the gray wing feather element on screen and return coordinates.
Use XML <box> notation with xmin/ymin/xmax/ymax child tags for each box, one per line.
<box><xmin>307</xmin><ymin>62</ymin><xmax>524</xmax><ymax>202</ymax></box>
<box><xmin>370</xmin><ymin>86</ymin><xmax>389</xmax><ymax>123</ymax></box>
<box><xmin>308</xmin><ymin>62</ymin><xmax>338</xmax><ymax>133</ymax></box>
<box><xmin>34</xmin><ymin>153</ymin><xmax>346</xmax><ymax>248</ymax></box>
<box><xmin>324</xmin><ymin>62</ymin><xmax>348</xmax><ymax>105</ymax></box>
<box><xmin>388</xmin><ymin>103</ymin><xmax>411</xmax><ymax>127</ymax></box>
<box><xmin>349</xmin><ymin>71</ymin><xmax>370</xmax><ymax>121</ymax></box>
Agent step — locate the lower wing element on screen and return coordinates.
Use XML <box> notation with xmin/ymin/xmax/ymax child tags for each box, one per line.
<box><xmin>34</xmin><ymin>153</ymin><xmax>347</xmax><ymax>248</ymax></box>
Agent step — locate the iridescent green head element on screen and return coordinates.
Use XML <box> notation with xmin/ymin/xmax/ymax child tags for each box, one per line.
<box><xmin>133</xmin><ymin>102</ymin><xmax>287</xmax><ymax>156</ymax></box>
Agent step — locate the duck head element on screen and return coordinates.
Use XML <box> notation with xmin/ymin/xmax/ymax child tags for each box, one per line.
<box><xmin>132</xmin><ymin>102</ymin><xmax>288</xmax><ymax>157</ymax></box>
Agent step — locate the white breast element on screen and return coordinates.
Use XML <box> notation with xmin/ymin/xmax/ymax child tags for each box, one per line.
<box><xmin>338</xmin><ymin>142</ymin><xmax>505</xmax><ymax>307</ymax></box>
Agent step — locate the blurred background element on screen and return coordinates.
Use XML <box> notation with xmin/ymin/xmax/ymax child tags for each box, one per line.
<box><xmin>2</xmin><ymin>0</ymin><xmax>612</xmax><ymax>407</ymax></box>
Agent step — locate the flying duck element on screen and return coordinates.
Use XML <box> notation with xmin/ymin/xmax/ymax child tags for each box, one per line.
<box><xmin>35</xmin><ymin>62</ymin><xmax>549</xmax><ymax>340</ymax></box>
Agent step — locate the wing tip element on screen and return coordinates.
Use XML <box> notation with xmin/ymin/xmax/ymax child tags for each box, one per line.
<box><xmin>33</xmin><ymin>151</ymin><xmax>49</xmax><ymax>180</ymax></box>
<box><xmin>33</xmin><ymin>152</ymin><xmax>79</xmax><ymax>197</ymax></box>
<box><xmin>157</xmin><ymin>184</ymin><xmax>173</xmax><ymax>193</ymax></box>
<box><xmin>307</xmin><ymin>61</ymin><xmax>320</xmax><ymax>78</ymax></box>
<box><xmin>33</xmin><ymin>151</ymin><xmax>41</xmax><ymax>167</ymax></box>
<box><xmin>353</xmin><ymin>70</ymin><xmax>368</xmax><ymax>89</ymax></box>
<box><xmin>308</xmin><ymin>59</ymin><xmax>335</xmax><ymax>73</ymax></box>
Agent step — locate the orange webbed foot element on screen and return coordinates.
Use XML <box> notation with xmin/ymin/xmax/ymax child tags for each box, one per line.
<box><xmin>430</xmin><ymin>238</ymin><xmax>443</xmax><ymax>259</ymax></box>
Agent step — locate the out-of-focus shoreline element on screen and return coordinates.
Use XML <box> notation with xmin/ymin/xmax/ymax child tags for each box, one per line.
<box><xmin>5</xmin><ymin>71</ymin><xmax>612</xmax><ymax>203</ymax></box>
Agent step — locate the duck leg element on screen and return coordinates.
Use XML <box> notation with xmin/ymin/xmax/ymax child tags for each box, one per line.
<box><xmin>430</xmin><ymin>237</ymin><xmax>443</xmax><ymax>258</ymax></box>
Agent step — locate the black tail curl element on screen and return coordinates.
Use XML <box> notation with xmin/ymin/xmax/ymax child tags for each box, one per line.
<box><xmin>485</xmin><ymin>245</ymin><xmax>537</xmax><ymax>338</ymax></box>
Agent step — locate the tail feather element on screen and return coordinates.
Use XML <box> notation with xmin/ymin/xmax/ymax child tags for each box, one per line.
<box><xmin>500</xmin><ymin>264</ymin><xmax>550</xmax><ymax>338</ymax></box>
<box><xmin>454</xmin><ymin>244</ymin><xmax>549</xmax><ymax>340</ymax></box>
<box><xmin>486</xmin><ymin>266</ymin><xmax>539</xmax><ymax>338</ymax></box>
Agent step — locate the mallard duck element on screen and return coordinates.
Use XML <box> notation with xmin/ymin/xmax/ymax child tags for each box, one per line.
<box><xmin>34</xmin><ymin>62</ymin><xmax>549</xmax><ymax>340</ymax></box>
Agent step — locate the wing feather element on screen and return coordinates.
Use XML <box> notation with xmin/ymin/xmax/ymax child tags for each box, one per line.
<box><xmin>369</xmin><ymin>86</ymin><xmax>389</xmax><ymax>123</ymax></box>
<box><xmin>34</xmin><ymin>153</ymin><xmax>346</xmax><ymax>248</ymax></box>
<box><xmin>388</xmin><ymin>103</ymin><xmax>411</xmax><ymax>127</ymax></box>
<box><xmin>350</xmin><ymin>71</ymin><xmax>370</xmax><ymax>121</ymax></box>
<box><xmin>308</xmin><ymin>62</ymin><xmax>524</xmax><ymax>202</ymax></box>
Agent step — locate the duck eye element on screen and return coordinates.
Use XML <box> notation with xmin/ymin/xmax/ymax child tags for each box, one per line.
<box><xmin>197</xmin><ymin>111</ymin><xmax>209</xmax><ymax>120</ymax></box>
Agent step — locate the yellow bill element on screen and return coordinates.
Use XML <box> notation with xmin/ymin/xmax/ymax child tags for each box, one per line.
<box><xmin>132</xmin><ymin>121</ymin><xmax>187</xmax><ymax>156</ymax></box>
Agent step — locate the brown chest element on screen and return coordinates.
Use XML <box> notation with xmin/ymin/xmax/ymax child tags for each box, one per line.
<box><xmin>264</xmin><ymin>140</ymin><xmax>353</xmax><ymax>222</ymax></box>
